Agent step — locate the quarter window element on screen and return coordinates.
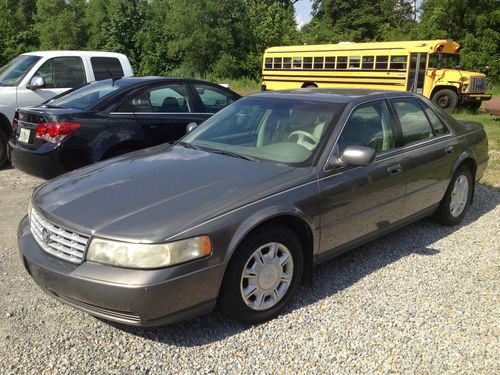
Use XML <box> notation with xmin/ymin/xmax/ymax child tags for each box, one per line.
<box><xmin>194</xmin><ymin>84</ymin><xmax>235</xmax><ymax>113</ymax></box>
<box><xmin>337</xmin><ymin>56</ymin><xmax>348</xmax><ymax>69</ymax></box>
<box><xmin>337</xmin><ymin>101</ymin><xmax>394</xmax><ymax>154</ymax></box>
<box><xmin>33</xmin><ymin>57</ymin><xmax>86</xmax><ymax>88</ymax></box>
<box><xmin>130</xmin><ymin>84</ymin><xmax>191</xmax><ymax>113</ymax></box>
<box><xmin>422</xmin><ymin>104</ymin><xmax>449</xmax><ymax>135</ymax></box>
<box><xmin>91</xmin><ymin>57</ymin><xmax>124</xmax><ymax>81</ymax></box>
<box><xmin>314</xmin><ymin>57</ymin><xmax>324</xmax><ymax>69</ymax></box>
<box><xmin>391</xmin><ymin>98</ymin><xmax>435</xmax><ymax>144</ymax></box>
<box><xmin>325</xmin><ymin>56</ymin><xmax>335</xmax><ymax>70</ymax></box>
<box><xmin>375</xmin><ymin>56</ymin><xmax>388</xmax><ymax>69</ymax></box>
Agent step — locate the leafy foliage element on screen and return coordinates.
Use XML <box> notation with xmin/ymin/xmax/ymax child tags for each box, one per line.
<box><xmin>0</xmin><ymin>0</ymin><xmax>498</xmax><ymax>82</ymax></box>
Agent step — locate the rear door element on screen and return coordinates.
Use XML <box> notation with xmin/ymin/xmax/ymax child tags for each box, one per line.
<box><xmin>388</xmin><ymin>97</ymin><xmax>457</xmax><ymax>217</ymax></box>
<box><xmin>318</xmin><ymin>100</ymin><xmax>406</xmax><ymax>253</ymax></box>
<box><xmin>128</xmin><ymin>82</ymin><xmax>204</xmax><ymax>146</ymax></box>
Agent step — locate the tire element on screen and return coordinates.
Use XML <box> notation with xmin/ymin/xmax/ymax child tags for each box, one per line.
<box><xmin>303</xmin><ymin>84</ymin><xmax>318</xmax><ymax>88</ymax></box>
<box><xmin>0</xmin><ymin>131</ymin><xmax>8</xmax><ymax>169</ymax></box>
<box><xmin>220</xmin><ymin>225</ymin><xmax>304</xmax><ymax>324</ymax></box>
<box><xmin>433</xmin><ymin>166</ymin><xmax>473</xmax><ymax>226</ymax></box>
<box><xmin>431</xmin><ymin>89</ymin><xmax>458</xmax><ymax>111</ymax></box>
<box><xmin>467</xmin><ymin>101</ymin><xmax>482</xmax><ymax>111</ymax></box>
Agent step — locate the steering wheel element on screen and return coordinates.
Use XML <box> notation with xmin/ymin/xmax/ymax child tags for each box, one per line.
<box><xmin>288</xmin><ymin>130</ymin><xmax>319</xmax><ymax>150</ymax></box>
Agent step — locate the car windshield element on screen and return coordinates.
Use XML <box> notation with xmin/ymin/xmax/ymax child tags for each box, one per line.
<box><xmin>428</xmin><ymin>53</ymin><xmax>460</xmax><ymax>69</ymax></box>
<box><xmin>46</xmin><ymin>79</ymin><xmax>129</xmax><ymax>110</ymax></box>
<box><xmin>0</xmin><ymin>55</ymin><xmax>41</xmax><ymax>86</ymax></box>
<box><xmin>182</xmin><ymin>96</ymin><xmax>343</xmax><ymax>165</ymax></box>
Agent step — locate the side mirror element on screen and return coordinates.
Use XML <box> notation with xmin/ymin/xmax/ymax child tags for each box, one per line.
<box><xmin>329</xmin><ymin>146</ymin><xmax>375</xmax><ymax>169</ymax></box>
<box><xmin>28</xmin><ymin>76</ymin><xmax>46</xmax><ymax>90</ymax></box>
<box><xmin>186</xmin><ymin>122</ymin><xmax>198</xmax><ymax>133</ymax></box>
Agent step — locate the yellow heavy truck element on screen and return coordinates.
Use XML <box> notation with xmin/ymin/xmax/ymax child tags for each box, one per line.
<box><xmin>261</xmin><ymin>39</ymin><xmax>491</xmax><ymax>110</ymax></box>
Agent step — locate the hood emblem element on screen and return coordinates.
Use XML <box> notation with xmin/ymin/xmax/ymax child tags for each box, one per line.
<box><xmin>42</xmin><ymin>229</ymin><xmax>51</xmax><ymax>245</ymax></box>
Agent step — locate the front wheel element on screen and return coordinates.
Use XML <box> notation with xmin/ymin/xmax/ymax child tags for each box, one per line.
<box><xmin>220</xmin><ymin>225</ymin><xmax>304</xmax><ymax>324</ymax></box>
<box><xmin>433</xmin><ymin>166</ymin><xmax>473</xmax><ymax>226</ymax></box>
<box><xmin>0</xmin><ymin>131</ymin><xmax>8</xmax><ymax>168</ymax></box>
<box><xmin>432</xmin><ymin>89</ymin><xmax>458</xmax><ymax>111</ymax></box>
<box><xmin>467</xmin><ymin>101</ymin><xmax>482</xmax><ymax>111</ymax></box>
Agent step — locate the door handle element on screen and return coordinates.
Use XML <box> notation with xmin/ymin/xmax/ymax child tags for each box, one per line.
<box><xmin>445</xmin><ymin>146</ymin><xmax>454</xmax><ymax>154</ymax></box>
<box><xmin>387</xmin><ymin>163</ymin><xmax>402</xmax><ymax>175</ymax></box>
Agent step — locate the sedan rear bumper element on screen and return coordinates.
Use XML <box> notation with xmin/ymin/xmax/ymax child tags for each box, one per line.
<box><xmin>18</xmin><ymin>215</ymin><xmax>225</xmax><ymax>326</ymax></box>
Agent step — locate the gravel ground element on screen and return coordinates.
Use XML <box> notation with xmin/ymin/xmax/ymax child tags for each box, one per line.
<box><xmin>0</xmin><ymin>167</ymin><xmax>498</xmax><ymax>374</ymax></box>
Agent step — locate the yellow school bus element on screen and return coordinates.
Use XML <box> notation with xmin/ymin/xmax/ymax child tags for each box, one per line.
<box><xmin>262</xmin><ymin>40</ymin><xmax>491</xmax><ymax>110</ymax></box>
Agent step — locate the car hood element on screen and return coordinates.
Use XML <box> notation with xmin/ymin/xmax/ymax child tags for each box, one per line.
<box><xmin>33</xmin><ymin>144</ymin><xmax>315</xmax><ymax>243</ymax></box>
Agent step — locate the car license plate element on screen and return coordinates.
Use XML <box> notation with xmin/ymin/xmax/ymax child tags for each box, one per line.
<box><xmin>19</xmin><ymin>127</ymin><xmax>31</xmax><ymax>143</ymax></box>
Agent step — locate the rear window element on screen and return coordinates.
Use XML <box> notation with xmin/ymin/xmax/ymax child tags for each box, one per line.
<box><xmin>46</xmin><ymin>79</ymin><xmax>130</xmax><ymax>110</ymax></box>
<box><xmin>91</xmin><ymin>57</ymin><xmax>124</xmax><ymax>81</ymax></box>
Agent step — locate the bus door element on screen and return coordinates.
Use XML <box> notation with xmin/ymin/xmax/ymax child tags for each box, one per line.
<box><xmin>407</xmin><ymin>53</ymin><xmax>427</xmax><ymax>94</ymax></box>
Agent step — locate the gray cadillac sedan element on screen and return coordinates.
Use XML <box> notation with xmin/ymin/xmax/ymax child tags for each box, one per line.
<box><xmin>18</xmin><ymin>89</ymin><xmax>489</xmax><ymax>326</ymax></box>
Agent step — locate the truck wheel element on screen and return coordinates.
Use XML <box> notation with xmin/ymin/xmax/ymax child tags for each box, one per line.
<box><xmin>467</xmin><ymin>101</ymin><xmax>481</xmax><ymax>111</ymax></box>
<box><xmin>0</xmin><ymin>131</ymin><xmax>8</xmax><ymax>169</ymax></box>
<box><xmin>432</xmin><ymin>89</ymin><xmax>458</xmax><ymax>111</ymax></box>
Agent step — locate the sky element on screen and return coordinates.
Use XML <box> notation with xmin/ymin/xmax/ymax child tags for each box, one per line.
<box><xmin>294</xmin><ymin>0</ymin><xmax>313</xmax><ymax>29</ymax></box>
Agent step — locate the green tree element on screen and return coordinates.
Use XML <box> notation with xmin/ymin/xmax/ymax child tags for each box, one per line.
<box><xmin>85</xmin><ymin>0</ymin><xmax>109</xmax><ymax>50</ymax></box>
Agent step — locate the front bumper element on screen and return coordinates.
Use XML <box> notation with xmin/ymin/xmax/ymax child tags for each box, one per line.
<box><xmin>18</xmin><ymin>216</ymin><xmax>225</xmax><ymax>326</ymax></box>
<box><xmin>460</xmin><ymin>93</ymin><xmax>492</xmax><ymax>103</ymax></box>
<box><xmin>8</xmin><ymin>138</ymin><xmax>66</xmax><ymax>179</ymax></box>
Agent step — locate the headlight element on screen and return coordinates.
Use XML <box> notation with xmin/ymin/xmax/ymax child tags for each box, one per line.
<box><xmin>86</xmin><ymin>236</ymin><xmax>212</xmax><ymax>269</ymax></box>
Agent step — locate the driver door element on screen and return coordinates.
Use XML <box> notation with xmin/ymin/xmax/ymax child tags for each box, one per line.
<box><xmin>318</xmin><ymin>100</ymin><xmax>406</xmax><ymax>254</ymax></box>
<box><xmin>17</xmin><ymin>57</ymin><xmax>88</xmax><ymax>109</ymax></box>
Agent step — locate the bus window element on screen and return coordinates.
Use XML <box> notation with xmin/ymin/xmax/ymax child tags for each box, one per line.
<box><xmin>337</xmin><ymin>56</ymin><xmax>348</xmax><ymax>69</ymax></box>
<box><xmin>325</xmin><ymin>57</ymin><xmax>335</xmax><ymax>70</ymax></box>
<box><xmin>362</xmin><ymin>56</ymin><xmax>374</xmax><ymax>69</ymax></box>
<box><xmin>314</xmin><ymin>57</ymin><xmax>324</xmax><ymax>69</ymax></box>
<box><xmin>303</xmin><ymin>57</ymin><xmax>312</xmax><ymax>69</ymax></box>
<box><xmin>274</xmin><ymin>57</ymin><xmax>282</xmax><ymax>69</ymax></box>
<box><xmin>390</xmin><ymin>56</ymin><xmax>407</xmax><ymax>70</ymax></box>
<box><xmin>265</xmin><ymin>58</ymin><xmax>272</xmax><ymax>69</ymax></box>
<box><xmin>375</xmin><ymin>56</ymin><xmax>388</xmax><ymax>69</ymax></box>
<box><xmin>349</xmin><ymin>56</ymin><xmax>361</xmax><ymax>69</ymax></box>
<box><xmin>293</xmin><ymin>57</ymin><xmax>302</xmax><ymax>69</ymax></box>
<box><xmin>283</xmin><ymin>57</ymin><xmax>292</xmax><ymax>69</ymax></box>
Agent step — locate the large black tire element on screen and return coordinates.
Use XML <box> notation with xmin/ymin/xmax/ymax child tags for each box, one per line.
<box><xmin>432</xmin><ymin>89</ymin><xmax>459</xmax><ymax>111</ymax></box>
<box><xmin>0</xmin><ymin>131</ymin><xmax>8</xmax><ymax>169</ymax></box>
<box><xmin>433</xmin><ymin>166</ymin><xmax>473</xmax><ymax>226</ymax></box>
<box><xmin>220</xmin><ymin>225</ymin><xmax>304</xmax><ymax>324</ymax></box>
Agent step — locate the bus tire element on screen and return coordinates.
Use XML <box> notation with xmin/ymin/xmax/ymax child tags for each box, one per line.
<box><xmin>431</xmin><ymin>89</ymin><xmax>458</xmax><ymax>111</ymax></box>
<box><xmin>302</xmin><ymin>83</ymin><xmax>318</xmax><ymax>88</ymax></box>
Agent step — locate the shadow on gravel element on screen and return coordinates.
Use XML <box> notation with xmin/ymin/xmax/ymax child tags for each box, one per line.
<box><xmin>108</xmin><ymin>186</ymin><xmax>499</xmax><ymax>347</ymax></box>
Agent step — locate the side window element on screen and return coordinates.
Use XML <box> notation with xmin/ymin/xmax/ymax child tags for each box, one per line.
<box><xmin>337</xmin><ymin>101</ymin><xmax>394</xmax><ymax>154</ymax></box>
<box><xmin>265</xmin><ymin>58</ymin><xmax>272</xmax><ymax>69</ymax></box>
<box><xmin>325</xmin><ymin>56</ymin><xmax>335</xmax><ymax>70</ymax></box>
<box><xmin>194</xmin><ymin>84</ymin><xmax>235</xmax><ymax>113</ymax></box>
<box><xmin>130</xmin><ymin>84</ymin><xmax>191</xmax><ymax>113</ymax></box>
<box><xmin>362</xmin><ymin>56</ymin><xmax>374</xmax><ymax>69</ymax></box>
<box><xmin>303</xmin><ymin>57</ymin><xmax>313</xmax><ymax>69</ymax></box>
<box><xmin>33</xmin><ymin>57</ymin><xmax>86</xmax><ymax>88</ymax></box>
<box><xmin>273</xmin><ymin>57</ymin><xmax>282</xmax><ymax>69</ymax></box>
<box><xmin>91</xmin><ymin>57</ymin><xmax>124</xmax><ymax>80</ymax></box>
<box><xmin>348</xmin><ymin>56</ymin><xmax>361</xmax><ymax>69</ymax></box>
<box><xmin>314</xmin><ymin>57</ymin><xmax>324</xmax><ymax>69</ymax></box>
<box><xmin>392</xmin><ymin>98</ymin><xmax>435</xmax><ymax>144</ymax></box>
<box><xmin>375</xmin><ymin>56</ymin><xmax>388</xmax><ymax>70</ymax></box>
<box><xmin>337</xmin><ymin>56</ymin><xmax>348</xmax><ymax>69</ymax></box>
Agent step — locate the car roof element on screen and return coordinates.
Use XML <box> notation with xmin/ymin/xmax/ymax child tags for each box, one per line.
<box><xmin>96</xmin><ymin>76</ymin><xmax>239</xmax><ymax>91</ymax></box>
<box><xmin>22</xmin><ymin>51</ymin><xmax>128</xmax><ymax>58</ymax></box>
<box><xmin>250</xmin><ymin>88</ymin><xmax>414</xmax><ymax>103</ymax></box>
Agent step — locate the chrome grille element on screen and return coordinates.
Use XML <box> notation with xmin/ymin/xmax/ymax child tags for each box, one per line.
<box><xmin>30</xmin><ymin>209</ymin><xmax>89</xmax><ymax>264</ymax></box>
<box><xmin>469</xmin><ymin>77</ymin><xmax>487</xmax><ymax>93</ymax></box>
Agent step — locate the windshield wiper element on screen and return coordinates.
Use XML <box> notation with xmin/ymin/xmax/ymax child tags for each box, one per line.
<box><xmin>208</xmin><ymin>149</ymin><xmax>258</xmax><ymax>162</ymax></box>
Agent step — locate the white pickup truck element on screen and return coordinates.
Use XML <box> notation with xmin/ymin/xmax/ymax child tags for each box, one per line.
<box><xmin>0</xmin><ymin>51</ymin><xmax>133</xmax><ymax>166</ymax></box>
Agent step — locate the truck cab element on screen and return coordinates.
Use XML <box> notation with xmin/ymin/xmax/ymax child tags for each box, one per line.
<box><xmin>0</xmin><ymin>51</ymin><xmax>133</xmax><ymax>167</ymax></box>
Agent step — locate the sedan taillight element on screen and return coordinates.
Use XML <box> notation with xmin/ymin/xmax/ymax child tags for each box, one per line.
<box><xmin>35</xmin><ymin>122</ymin><xmax>81</xmax><ymax>144</ymax></box>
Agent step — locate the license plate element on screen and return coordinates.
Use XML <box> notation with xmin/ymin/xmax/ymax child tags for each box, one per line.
<box><xmin>19</xmin><ymin>127</ymin><xmax>31</xmax><ymax>143</ymax></box>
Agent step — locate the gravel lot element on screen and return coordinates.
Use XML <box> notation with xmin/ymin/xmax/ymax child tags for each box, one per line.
<box><xmin>0</xmin><ymin>166</ymin><xmax>498</xmax><ymax>374</ymax></box>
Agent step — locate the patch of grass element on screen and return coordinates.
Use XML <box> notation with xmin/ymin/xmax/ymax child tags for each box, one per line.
<box><xmin>453</xmin><ymin>107</ymin><xmax>500</xmax><ymax>189</ymax></box>
<box><xmin>222</xmin><ymin>78</ymin><xmax>261</xmax><ymax>96</ymax></box>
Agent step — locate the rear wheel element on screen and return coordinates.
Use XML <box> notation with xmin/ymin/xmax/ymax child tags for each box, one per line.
<box><xmin>220</xmin><ymin>225</ymin><xmax>303</xmax><ymax>324</ymax></box>
<box><xmin>0</xmin><ymin>131</ymin><xmax>8</xmax><ymax>169</ymax></box>
<box><xmin>431</xmin><ymin>89</ymin><xmax>458</xmax><ymax>111</ymax></box>
<box><xmin>433</xmin><ymin>166</ymin><xmax>473</xmax><ymax>226</ymax></box>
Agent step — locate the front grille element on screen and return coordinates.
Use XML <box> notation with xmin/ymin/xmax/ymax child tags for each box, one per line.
<box><xmin>30</xmin><ymin>208</ymin><xmax>89</xmax><ymax>264</ymax></box>
<box><xmin>469</xmin><ymin>77</ymin><xmax>487</xmax><ymax>93</ymax></box>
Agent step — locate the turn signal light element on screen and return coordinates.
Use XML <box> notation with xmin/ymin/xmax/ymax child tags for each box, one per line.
<box><xmin>35</xmin><ymin>121</ymin><xmax>81</xmax><ymax>144</ymax></box>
